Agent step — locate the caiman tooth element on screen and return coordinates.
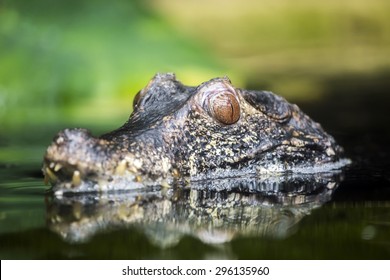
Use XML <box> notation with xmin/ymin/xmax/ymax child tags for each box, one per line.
<box><xmin>161</xmin><ymin>180</ymin><xmax>170</xmax><ymax>189</ymax></box>
<box><xmin>54</xmin><ymin>163</ymin><xmax>62</xmax><ymax>172</ymax></box>
<box><xmin>115</xmin><ymin>160</ymin><xmax>127</xmax><ymax>175</ymax></box>
<box><xmin>128</xmin><ymin>165</ymin><xmax>138</xmax><ymax>173</ymax></box>
<box><xmin>72</xmin><ymin>170</ymin><xmax>81</xmax><ymax>187</ymax></box>
<box><xmin>45</xmin><ymin>167</ymin><xmax>57</xmax><ymax>183</ymax></box>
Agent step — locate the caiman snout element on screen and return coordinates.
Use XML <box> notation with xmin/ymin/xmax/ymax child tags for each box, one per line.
<box><xmin>43</xmin><ymin>128</ymin><xmax>116</xmax><ymax>189</ymax></box>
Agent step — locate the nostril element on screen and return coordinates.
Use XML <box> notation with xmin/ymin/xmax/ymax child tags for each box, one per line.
<box><xmin>47</xmin><ymin>128</ymin><xmax>96</xmax><ymax>158</ymax></box>
<box><xmin>54</xmin><ymin>128</ymin><xmax>93</xmax><ymax>145</ymax></box>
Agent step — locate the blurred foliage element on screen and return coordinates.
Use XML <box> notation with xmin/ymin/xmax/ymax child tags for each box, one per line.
<box><xmin>153</xmin><ymin>0</ymin><xmax>390</xmax><ymax>99</ymax></box>
<box><xmin>1</xmin><ymin>0</ymin><xmax>390</xmax><ymax>259</ymax></box>
<box><xmin>0</xmin><ymin>0</ymin><xmax>226</xmax><ymax>131</ymax></box>
<box><xmin>1</xmin><ymin>0</ymin><xmax>390</xmax><ymax>133</ymax></box>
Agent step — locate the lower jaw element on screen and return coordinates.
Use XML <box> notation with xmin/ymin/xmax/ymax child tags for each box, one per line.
<box><xmin>48</xmin><ymin>172</ymin><xmax>172</xmax><ymax>196</ymax></box>
<box><xmin>45</xmin><ymin>158</ymin><xmax>350</xmax><ymax>196</ymax></box>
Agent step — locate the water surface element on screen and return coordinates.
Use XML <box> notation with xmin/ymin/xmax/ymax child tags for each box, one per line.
<box><xmin>1</xmin><ymin>73</ymin><xmax>390</xmax><ymax>259</ymax></box>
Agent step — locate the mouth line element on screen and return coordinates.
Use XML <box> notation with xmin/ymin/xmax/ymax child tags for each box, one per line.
<box><xmin>42</xmin><ymin>158</ymin><xmax>102</xmax><ymax>189</ymax></box>
<box><xmin>42</xmin><ymin>157</ymin><xmax>151</xmax><ymax>195</ymax></box>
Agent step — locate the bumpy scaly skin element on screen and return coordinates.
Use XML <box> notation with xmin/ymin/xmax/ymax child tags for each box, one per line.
<box><xmin>43</xmin><ymin>73</ymin><xmax>348</xmax><ymax>193</ymax></box>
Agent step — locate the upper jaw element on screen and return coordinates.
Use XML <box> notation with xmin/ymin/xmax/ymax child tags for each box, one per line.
<box><xmin>42</xmin><ymin>128</ymin><xmax>117</xmax><ymax>192</ymax></box>
<box><xmin>42</xmin><ymin>128</ymin><xmax>163</xmax><ymax>194</ymax></box>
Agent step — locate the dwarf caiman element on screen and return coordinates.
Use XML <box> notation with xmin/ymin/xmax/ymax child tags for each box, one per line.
<box><xmin>43</xmin><ymin>73</ymin><xmax>349</xmax><ymax>193</ymax></box>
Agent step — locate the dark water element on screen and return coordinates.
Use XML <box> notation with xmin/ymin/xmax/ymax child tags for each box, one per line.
<box><xmin>1</xmin><ymin>72</ymin><xmax>390</xmax><ymax>259</ymax></box>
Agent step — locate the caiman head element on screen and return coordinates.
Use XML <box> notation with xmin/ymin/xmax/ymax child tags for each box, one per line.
<box><xmin>43</xmin><ymin>73</ymin><xmax>349</xmax><ymax>193</ymax></box>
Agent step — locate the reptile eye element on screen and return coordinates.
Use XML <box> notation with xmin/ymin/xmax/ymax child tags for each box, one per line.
<box><xmin>209</xmin><ymin>92</ymin><xmax>240</xmax><ymax>125</ymax></box>
<box><xmin>133</xmin><ymin>91</ymin><xmax>142</xmax><ymax>110</ymax></box>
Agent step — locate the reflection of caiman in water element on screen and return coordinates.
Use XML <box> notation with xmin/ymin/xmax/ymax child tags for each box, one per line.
<box><xmin>43</xmin><ymin>73</ymin><xmax>349</xmax><ymax>194</ymax></box>
<box><xmin>46</xmin><ymin>173</ymin><xmax>342</xmax><ymax>246</ymax></box>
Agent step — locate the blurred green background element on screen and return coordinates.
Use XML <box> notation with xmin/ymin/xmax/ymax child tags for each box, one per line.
<box><xmin>1</xmin><ymin>0</ymin><xmax>390</xmax><ymax>260</ymax></box>
<box><xmin>1</xmin><ymin>0</ymin><xmax>390</xmax><ymax>142</ymax></box>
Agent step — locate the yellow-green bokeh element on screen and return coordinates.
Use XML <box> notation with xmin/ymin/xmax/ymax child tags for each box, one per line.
<box><xmin>1</xmin><ymin>0</ymin><xmax>389</xmax><ymax>131</ymax></box>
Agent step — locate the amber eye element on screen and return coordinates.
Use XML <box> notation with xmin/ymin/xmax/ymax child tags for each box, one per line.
<box><xmin>209</xmin><ymin>92</ymin><xmax>240</xmax><ymax>125</ymax></box>
<box><xmin>133</xmin><ymin>90</ymin><xmax>142</xmax><ymax>110</ymax></box>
